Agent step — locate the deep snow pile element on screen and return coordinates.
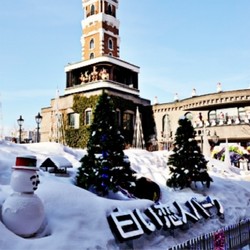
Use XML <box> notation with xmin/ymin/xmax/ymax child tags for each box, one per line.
<box><xmin>0</xmin><ymin>140</ymin><xmax>250</xmax><ymax>249</ymax></box>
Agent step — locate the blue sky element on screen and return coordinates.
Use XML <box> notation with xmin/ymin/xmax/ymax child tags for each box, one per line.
<box><xmin>1</xmin><ymin>0</ymin><xmax>250</xmax><ymax>136</ymax></box>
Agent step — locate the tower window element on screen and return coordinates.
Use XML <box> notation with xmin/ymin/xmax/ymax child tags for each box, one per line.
<box><xmin>90</xmin><ymin>4</ymin><xmax>95</xmax><ymax>15</ymax></box>
<box><xmin>90</xmin><ymin>39</ymin><xmax>94</xmax><ymax>49</ymax></box>
<box><xmin>107</xmin><ymin>5</ymin><xmax>112</xmax><ymax>15</ymax></box>
<box><xmin>90</xmin><ymin>53</ymin><xmax>94</xmax><ymax>59</ymax></box>
<box><xmin>108</xmin><ymin>38</ymin><xmax>113</xmax><ymax>50</ymax></box>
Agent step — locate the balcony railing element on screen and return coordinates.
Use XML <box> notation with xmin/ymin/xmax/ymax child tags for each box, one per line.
<box><xmin>193</xmin><ymin>116</ymin><xmax>250</xmax><ymax>128</ymax></box>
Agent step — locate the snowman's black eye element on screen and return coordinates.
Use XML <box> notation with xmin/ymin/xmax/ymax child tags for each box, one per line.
<box><xmin>30</xmin><ymin>175</ymin><xmax>36</xmax><ymax>181</ymax></box>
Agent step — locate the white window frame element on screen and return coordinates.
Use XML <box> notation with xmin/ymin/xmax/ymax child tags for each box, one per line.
<box><xmin>85</xmin><ymin>108</ymin><xmax>92</xmax><ymax>125</ymax></box>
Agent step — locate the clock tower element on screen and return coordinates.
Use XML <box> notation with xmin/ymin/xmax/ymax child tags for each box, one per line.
<box><xmin>81</xmin><ymin>0</ymin><xmax>120</xmax><ymax>60</ymax></box>
<box><xmin>40</xmin><ymin>0</ymin><xmax>154</xmax><ymax>147</ymax></box>
<box><xmin>64</xmin><ymin>0</ymin><xmax>141</xmax><ymax>97</ymax></box>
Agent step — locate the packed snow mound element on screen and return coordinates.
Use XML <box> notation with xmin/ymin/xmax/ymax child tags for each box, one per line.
<box><xmin>0</xmin><ymin>141</ymin><xmax>250</xmax><ymax>249</ymax></box>
<box><xmin>125</xmin><ymin>148</ymin><xmax>171</xmax><ymax>185</ymax></box>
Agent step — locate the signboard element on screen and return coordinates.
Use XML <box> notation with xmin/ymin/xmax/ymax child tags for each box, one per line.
<box><xmin>108</xmin><ymin>196</ymin><xmax>223</xmax><ymax>242</ymax></box>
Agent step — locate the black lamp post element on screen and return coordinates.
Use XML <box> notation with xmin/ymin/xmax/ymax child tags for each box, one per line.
<box><xmin>35</xmin><ymin>112</ymin><xmax>42</xmax><ymax>143</ymax></box>
<box><xmin>17</xmin><ymin>115</ymin><xmax>24</xmax><ymax>143</ymax></box>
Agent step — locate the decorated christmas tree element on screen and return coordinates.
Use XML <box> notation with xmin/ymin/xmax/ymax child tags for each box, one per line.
<box><xmin>167</xmin><ymin>116</ymin><xmax>212</xmax><ymax>189</ymax></box>
<box><xmin>76</xmin><ymin>92</ymin><xmax>136</xmax><ymax>196</ymax></box>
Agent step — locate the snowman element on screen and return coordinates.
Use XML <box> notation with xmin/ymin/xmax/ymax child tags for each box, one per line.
<box><xmin>2</xmin><ymin>155</ymin><xmax>45</xmax><ymax>237</ymax></box>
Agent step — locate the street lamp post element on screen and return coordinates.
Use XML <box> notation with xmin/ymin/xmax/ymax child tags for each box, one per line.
<box><xmin>17</xmin><ymin>115</ymin><xmax>24</xmax><ymax>143</ymax></box>
<box><xmin>35</xmin><ymin>112</ymin><xmax>42</xmax><ymax>143</ymax></box>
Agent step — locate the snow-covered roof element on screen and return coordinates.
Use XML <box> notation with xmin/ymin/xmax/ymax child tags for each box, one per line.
<box><xmin>39</xmin><ymin>156</ymin><xmax>72</xmax><ymax>169</ymax></box>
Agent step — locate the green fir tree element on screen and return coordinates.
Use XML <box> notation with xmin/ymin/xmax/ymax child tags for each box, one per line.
<box><xmin>167</xmin><ymin>117</ymin><xmax>212</xmax><ymax>189</ymax></box>
<box><xmin>76</xmin><ymin>92</ymin><xmax>136</xmax><ymax>196</ymax></box>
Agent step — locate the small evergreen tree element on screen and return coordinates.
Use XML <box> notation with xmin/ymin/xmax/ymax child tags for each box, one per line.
<box><xmin>167</xmin><ymin>117</ymin><xmax>212</xmax><ymax>189</ymax></box>
<box><xmin>76</xmin><ymin>92</ymin><xmax>136</xmax><ymax>196</ymax></box>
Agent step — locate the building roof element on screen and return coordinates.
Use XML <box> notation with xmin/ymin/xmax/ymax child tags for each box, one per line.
<box><xmin>65</xmin><ymin>56</ymin><xmax>140</xmax><ymax>73</ymax></box>
<box><xmin>40</xmin><ymin>156</ymin><xmax>73</xmax><ymax>169</ymax></box>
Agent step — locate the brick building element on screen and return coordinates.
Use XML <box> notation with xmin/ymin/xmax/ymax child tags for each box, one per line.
<box><xmin>40</xmin><ymin>0</ymin><xmax>154</xmax><ymax>148</ymax></box>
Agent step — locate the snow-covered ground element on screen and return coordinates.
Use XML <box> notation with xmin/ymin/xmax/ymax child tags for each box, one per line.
<box><xmin>0</xmin><ymin>140</ymin><xmax>250</xmax><ymax>249</ymax></box>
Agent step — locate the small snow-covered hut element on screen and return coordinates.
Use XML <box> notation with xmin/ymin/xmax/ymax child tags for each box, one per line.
<box><xmin>39</xmin><ymin>156</ymin><xmax>72</xmax><ymax>175</ymax></box>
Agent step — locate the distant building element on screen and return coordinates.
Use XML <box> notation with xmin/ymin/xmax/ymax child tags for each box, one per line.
<box><xmin>153</xmin><ymin>88</ymin><xmax>250</xmax><ymax>150</ymax></box>
<box><xmin>6</xmin><ymin>129</ymin><xmax>34</xmax><ymax>143</ymax></box>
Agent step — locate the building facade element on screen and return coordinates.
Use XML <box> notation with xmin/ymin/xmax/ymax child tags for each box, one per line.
<box><xmin>40</xmin><ymin>0</ymin><xmax>154</xmax><ymax>148</ymax></box>
<box><xmin>153</xmin><ymin>88</ymin><xmax>250</xmax><ymax>150</ymax></box>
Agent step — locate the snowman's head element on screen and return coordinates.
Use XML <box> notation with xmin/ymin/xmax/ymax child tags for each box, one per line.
<box><xmin>11</xmin><ymin>170</ymin><xmax>40</xmax><ymax>193</ymax></box>
<box><xmin>11</xmin><ymin>155</ymin><xmax>40</xmax><ymax>193</ymax></box>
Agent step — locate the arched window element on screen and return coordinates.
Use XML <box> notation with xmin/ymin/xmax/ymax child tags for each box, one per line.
<box><xmin>90</xmin><ymin>5</ymin><xmax>95</xmax><ymax>15</ymax></box>
<box><xmin>208</xmin><ymin>110</ymin><xmax>216</xmax><ymax>126</ymax></box>
<box><xmin>107</xmin><ymin>5</ymin><xmax>112</xmax><ymax>15</ymax></box>
<box><xmin>162</xmin><ymin>114</ymin><xmax>171</xmax><ymax>138</ymax></box>
<box><xmin>90</xmin><ymin>39</ymin><xmax>94</xmax><ymax>49</ymax></box>
<box><xmin>238</xmin><ymin>107</ymin><xmax>246</xmax><ymax>122</ymax></box>
<box><xmin>108</xmin><ymin>38</ymin><xmax>113</xmax><ymax>50</ymax></box>
<box><xmin>184</xmin><ymin>112</ymin><xmax>193</xmax><ymax>121</ymax></box>
<box><xmin>90</xmin><ymin>53</ymin><xmax>94</xmax><ymax>59</ymax></box>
